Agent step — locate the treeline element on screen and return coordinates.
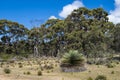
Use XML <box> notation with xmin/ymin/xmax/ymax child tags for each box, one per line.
<box><xmin>0</xmin><ymin>7</ymin><xmax>120</xmax><ymax>58</ymax></box>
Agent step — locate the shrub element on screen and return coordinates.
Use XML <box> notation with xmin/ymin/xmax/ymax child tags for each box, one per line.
<box><xmin>60</xmin><ymin>50</ymin><xmax>85</xmax><ymax>67</ymax></box>
<box><xmin>9</xmin><ymin>60</ymin><xmax>15</xmax><ymax>63</ymax></box>
<box><xmin>95</xmin><ymin>59</ymin><xmax>106</xmax><ymax>65</ymax></box>
<box><xmin>26</xmin><ymin>71</ymin><xmax>31</xmax><ymax>75</ymax></box>
<box><xmin>51</xmin><ymin>69</ymin><xmax>53</xmax><ymax>72</ymax></box>
<box><xmin>47</xmin><ymin>70</ymin><xmax>50</xmax><ymax>73</ymax></box>
<box><xmin>106</xmin><ymin>63</ymin><xmax>115</xmax><ymax>68</ymax></box>
<box><xmin>19</xmin><ymin>64</ymin><xmax>23</xmax><ymax>68</ymax></box>
<box><xmin>44</xmin><ymin>64</ymin><xmax>53</xmax><ymax>69</ymax></box>
<box><xmin>18</xmin><ymin>62</ymin><xmax>22</xmax><ymax>65</ymax></box>
<box><xmin>111</xmin><ymin>71</ymin><xmax>115</xmax><ymax>74</ymax></box>
<box><xmin>4</xmin><ymin>68</ymin><xmax>11</xmax><ymax>74</ymax></box>
<box><xmin>37</xmin><ymin>70</ymin><xmax>42</xmax><ymax>76</ymax></box>
<box><xmin>87</xmin><ymin>77</ymin><xmax>93</xmax><ymax>80</ymax></box>
<box><xmin>88</xmin><ymin>70</ymin><xmax>91</xmax><ymax>73</ymax></box>
<box><xmin>114</xmin><ymin>60</ymin><xmax>119</xmax><ymax>64</ymax></box>
<box><xmin>87</xmin><ymin>59</ymin><xmax>95</xmax><ymax>64</ymax></box>
<box><xmin>95</xmin><ymin>75</ymin><xmax>107</xmax><ymax>80</ymax></box>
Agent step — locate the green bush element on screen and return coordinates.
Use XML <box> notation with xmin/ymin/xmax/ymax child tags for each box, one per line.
<box><xmin>87</xmin><ymin>59</ymin><xmax>96</xmax><ymax>64</ymax></box>
<box><xmin>106</xmin><ymin>63</ymin><xmax>115</xmax><ymax>68</ymax></box>
<box><xmin>95</xmin><ymin>75</ymin><xmax>107</xmax><ymax>80</ymax></box>
<box><xmin>37</xmin><ymin>70</ymin><xmax>42</xmax><ymax>76</ymax></box>
<box><xmin>111</xmin><ymin>71</ymin><xmax>115</xmax><ymax>74</ymax></box>
<box><xmin>26</xmin><ymin>71</ymin><xmax>31</xmax><ymax>75</ymax></box>
<box><xmin>88</xmin><ymin>70</ymin><xmax>91</xmax><ymax>73</ymax></box>
<box><xmin>4</xmin><ymin>68</ymin><xmax>11</xmax><ymax>74</ymax></box>
<box><xmin>44</xmin><ymin>64</ymin><xmax>53</xmax><ymax>69</ymax></box>
<box><xmin>19</xmin><ymin>64</ymin><xmax>23</xmax><ymax>68</ymax></box>
<box><xmin>95</xmin><ymin>59</ymin><xmax>106</xmax><ymax>65</ymax></box>
<box><xmin>114</xmin><ymin>60</ymin><xmax>119</xmax><ymax>64</ymax></box>
<box><xmin>60</xmin><ymin>50</ymin><xmax>85</xmax><ymax>67</ymax></box>
<box><xmin>87</xmin><ymin>77</ymin><xmax>93</xmax><ymax>80</ymax></box>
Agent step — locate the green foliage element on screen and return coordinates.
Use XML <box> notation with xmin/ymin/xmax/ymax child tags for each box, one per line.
<box><xmin>4</xmin><ymin>68</ymin><xmax>11</xmax><ymax>74</ymax></box>
<box><xmin>37</xmin><ymin>70</ymin><xmax>42</xmax><ymax>76</ymax></box>
<box><xmin>106</xmin><ymin>63</ymin><xmax>115</xmax><ymax>68</ymax></box>
<box><xmin>111</xmin><ymin>71</ymin><xmax>115</xmax><ymax>74</ymax></box>
<box><xmin>0</xmin><ymin>53</ymin><xmax>14</xmax><ymax>60</ymax></box>
<box><xmin>41</xmin><ymin>63</ymin><xmax>54</xmax><ymax>70</ymax></box>
<box><xmin>95</xmin><ymin>75</ymin><xmax>107</xmax><ymax>80</ymax></box>
<box><xmin>0</xmin><ymin>7</ymin><xmax>119</xmax><ymax>58</ymax></box>
<box><xmin>112</xmin><ymin>23</ymin><xmax>120</xmax><ymax>52</ymax></box>
<box><xmin>87</xmin><ymin>77</ymin><xmax>93</xmax><ymax>80</ymax></box>
<box><xmin>19</xmin><ymin>64</ymin><xmax>23</xmax><ymax>68</ymax></box>
<box><xmin>61</xmin><ymin>50</ymin><xmax>85</xmax><ymax>67</ymax></box>
<box><xmin>26</xmin><ymin>71</ymin><xmax>31</xmax><ymax>75</ymax></box>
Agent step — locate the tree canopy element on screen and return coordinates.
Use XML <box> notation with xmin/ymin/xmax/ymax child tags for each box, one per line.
<box><xmin>0</xmin><ymin>7</ymin><xmax>119</xmax><ymax>58</ymax></box>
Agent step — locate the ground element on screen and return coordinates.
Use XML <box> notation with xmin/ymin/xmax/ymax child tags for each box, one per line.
<box><xmin>0</xmin><ymin>58</ymin><xmax>120</xmax><ymax>80</ymax></box>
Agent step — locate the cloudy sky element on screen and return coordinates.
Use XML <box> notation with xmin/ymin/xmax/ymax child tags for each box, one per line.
<box><xmin>0</xmin><ymin>0</ymin><xmax>119</xmax><ymax>29</ymax></box>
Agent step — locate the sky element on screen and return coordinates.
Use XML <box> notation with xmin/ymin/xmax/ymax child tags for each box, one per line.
<box><xmin>0</xmin><ymin>0</ymin><xmax>119</xmax><ymax>29</ymax></box>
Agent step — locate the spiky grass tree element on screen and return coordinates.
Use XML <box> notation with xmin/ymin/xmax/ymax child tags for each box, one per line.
<box><xmin>60</xmin><ymin>50</ymin><xmax>85</xmax><ymax>67</ymax></box>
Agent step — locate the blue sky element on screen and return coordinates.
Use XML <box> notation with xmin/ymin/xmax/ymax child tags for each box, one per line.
<box><xmin>0</xmin><ymin>0</ymin><xmax>118</xmax><ymax>29</ymax></box>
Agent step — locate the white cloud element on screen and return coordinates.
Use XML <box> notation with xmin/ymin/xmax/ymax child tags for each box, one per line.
<box><xmin>108</xmin><ymin>0</ymin><xmax>120</xmax><ymax>24</ymax></box>
<box><xmin>59</xmin><ymin>0</ymin><xmax>84</xmax><ymax>18</ymax></box>
<box><xmin>49</xmin><ymin>16</ymin><xmax>57</xmax><ymax>19</ymax></box>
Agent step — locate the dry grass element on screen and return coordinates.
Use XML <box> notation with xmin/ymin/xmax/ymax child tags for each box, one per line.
<box><xmin>0</xmin><ymin>58</ymin><xmax>120</xmax><ymax>80</ymax></box>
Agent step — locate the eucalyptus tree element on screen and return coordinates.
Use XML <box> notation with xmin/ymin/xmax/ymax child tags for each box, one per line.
<box><xmin>48</xmin><ymin>20</ymin><xmax>66</xmax><ymax>57</ymax></box>
<box><xmin>0</xmin><ymin>7</ymin><xmax>116</xmax><ymax>58</ymax></box>
<box><xmin>64</xmin><ymin>7</ymin><xmax>114</xmax><ymax>58</ymax></box>
<box><xmin>112</xmin><ymin>23</ymin><xmax>120</xmax><ymax>52</ymax></box>
<box><xmin>0</xmin><ymin>19</ymin><xmax>28</xmax><ymax>55</ymax></box>
<box><xmin>28</xmin><ymin>28</ymin><xmax>40</xmax><ymax>57</ymax></box>
<box><xmin>43</xmin><ymin>19</ymin><xmax>66</xmax><ymax>57</ymax></box>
